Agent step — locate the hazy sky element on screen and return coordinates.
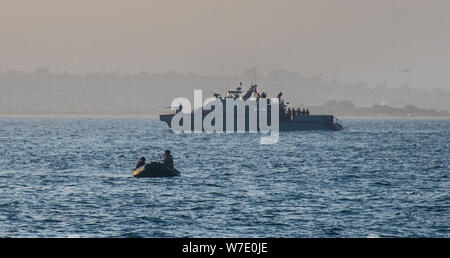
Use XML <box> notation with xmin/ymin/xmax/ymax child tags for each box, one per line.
<box><xmin>1</xmin><ymin>0</ymin><xmax>450</xmax><ymax>88</ymax></box>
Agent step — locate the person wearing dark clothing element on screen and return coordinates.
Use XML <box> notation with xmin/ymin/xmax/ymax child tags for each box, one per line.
<box><xmin>136</xmin><ymin>157</ymin><xmax>146</xmax><ymax>169</ymax></box>
<box><xmin>287</xmin><ymin>108</ymin><xmax>292</xmax><ymax>121</ymax></box>
<box><xmin>162</xmin><ymin>150</ymin><xmax>174</xmax><ymax>169</ymax></box>
<box><xmin>277</xmin><ymin>92</ymin><xmax>283</xmax><ymax>99</ymax></box>
<box><xmin>280</xmin><ymin>106</ymin><xmax>286</xmax><ymax>122</ymax></box>
<box><xmin>177</xmin><ymin>104</ymin><xmax>183</xmax><ymax>113</ymax></box>
<box><xmin>306</xmin><ymin>108</ymin><xmax>310</xmax><ymax>116</ymax></box>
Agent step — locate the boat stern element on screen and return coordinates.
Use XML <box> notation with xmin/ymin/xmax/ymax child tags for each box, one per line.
<box><xmin>332</xmin><ymin>117</ymin><xmax>344</xmax><ymax>131</ymax></box>
<box><xmin>159</xmin><ymin>114</ymin><xmax>173</xmax><ymax>128</ymax></box>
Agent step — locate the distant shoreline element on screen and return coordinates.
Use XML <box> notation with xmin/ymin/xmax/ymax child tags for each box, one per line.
<box><xmin>0</xmin><ymin>113</ymin><xmax>159</xmax><ymax>118</ymax></box>
<box><xmin>337</xmin><ymin>116</ymin><xmax>450</xmax><ymax>119</ymax></box>
<box><xmin>1</xmin><ymin>113</ymin><xmax>449</xmax><ymax>119</ymax></box>
<box><xmin>2</xmin><ymin>69</ymin><xmax>450</xmax><ymax>119</ymax></box>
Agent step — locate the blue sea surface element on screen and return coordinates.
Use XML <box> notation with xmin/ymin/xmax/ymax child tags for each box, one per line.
<box><xmin>0</xmin><ymin>118</ymin><xmax>449</xmax><ymax>237</ymax></box>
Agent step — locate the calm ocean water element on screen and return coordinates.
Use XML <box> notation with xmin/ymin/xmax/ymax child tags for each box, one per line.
<box><xmin>0</xmin><ymin>118</ymin><xmax>448</xmax><ymax>237</ymax></box>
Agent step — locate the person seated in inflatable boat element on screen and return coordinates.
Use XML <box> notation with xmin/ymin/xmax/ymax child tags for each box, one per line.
<box><xmin>162</xmin><ymin>150</ymin><xmax>174</xmax><ymax>169</ymax></box>
<box><xmin>136</xmin><ymin>156</ymin><xmax>146</xmax><ymax>169</ymax></box>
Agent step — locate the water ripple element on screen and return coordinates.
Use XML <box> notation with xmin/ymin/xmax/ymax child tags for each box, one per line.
<box><xmin>0</xmin><ymin>118</ymin><xmax>449</xmax><ymax>237</ymax></box>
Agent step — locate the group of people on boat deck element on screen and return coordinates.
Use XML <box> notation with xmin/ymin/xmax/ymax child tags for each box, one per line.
<box><xmin>285</xmin><ymin>108</ymin><xmax>310</xmax><ymax>121</ymax></box>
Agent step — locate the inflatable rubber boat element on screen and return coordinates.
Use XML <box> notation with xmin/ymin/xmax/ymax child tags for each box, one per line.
<box><xmin>133</xmin><ymin>162</ymin><xmax>180</xmax><ymax>178</ymax></box>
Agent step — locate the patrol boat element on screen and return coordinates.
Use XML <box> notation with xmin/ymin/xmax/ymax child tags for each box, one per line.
<box><xmin>159</xmin><ymin>83</ymin><xmax>343</xmax><ymax>131</ymax></box>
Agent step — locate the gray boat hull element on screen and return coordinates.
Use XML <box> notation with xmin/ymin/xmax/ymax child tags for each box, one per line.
<box><xmin>159</xmin><ymin>113</ymin><xmax>343</xmax><ymax>131</ymax></box>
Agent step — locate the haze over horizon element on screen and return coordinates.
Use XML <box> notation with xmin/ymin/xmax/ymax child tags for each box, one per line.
<box><xmin>1</xmin><ymin>0</ymin><xmax>450</xmax><ymax>89</ymax></box>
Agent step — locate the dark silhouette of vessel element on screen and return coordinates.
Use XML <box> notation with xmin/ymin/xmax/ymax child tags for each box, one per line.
<box><xmin>133</xmin><ymin>162</ymin><xmax>180</xmax><ymax>178</ymax></box>
<box><xmin>160</xmin><ymin>83</ymin><xmax>343</xmax><ymax>131</ymax></box>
